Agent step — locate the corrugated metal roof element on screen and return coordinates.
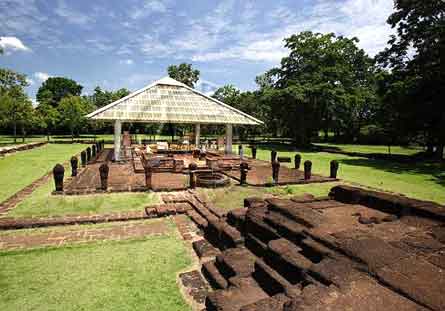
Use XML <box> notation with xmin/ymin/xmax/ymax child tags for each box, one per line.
<box><xmin>86</xmin><ymin>77</ymin><xmax>263</xmax><ymax>125</ymax></box>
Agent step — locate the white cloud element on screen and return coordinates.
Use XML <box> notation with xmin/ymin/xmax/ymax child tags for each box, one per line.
<box><xmin>119</xmin><ymin>59</ymin><xmax>134</xmax><ymax>65</ymax></box>
<box><xmin>196</xmin><ymin>79</ymin><xmax>220</xmax><ymax>96</ymax></box>
<box><xmin>130</xmin><ymin>0</ymin><xmax>169</xmax><ymax>19</ymax></box>
<box><xmin>0</xmin><ymin>36</ymin><xmax>31</xmax><ymax>52</ymax></box>
<box><xmin>54</xmin><ymin>0</ymin><xmax>94</xmax><ymax>25</ymax></box>
<box><xmin>34</xmin><ymin>72</ymin><xmax>51</xmax><ymax>82</ymax></box>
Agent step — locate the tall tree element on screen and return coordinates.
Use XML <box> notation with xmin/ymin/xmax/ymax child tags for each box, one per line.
<box><xmin>58</xmin><ymin>96</ymin><xmax>91</xmax><ymax>142</ymax></box>
<box><xmin>36</xmin><ymin>77</ymin><xmax>83</xmax><ymax>108</ymax></box>
<box><xmin>167</xmin><ymin>63</ymin><xmax>200</xmax><ymax>88</ymax></box>
<box><xmin>0</xmin><ymin>92</ymin><xmax>34</xmax><ymax>143</ymax></box>
<box><xmin>376</xmin><ymin>0</ymin><xmax>444</xmax><ymax>158</ymax></box>
<box><xmin>36</xmin><ymin>103</ymin><xmax>59</xmax><ymax>141</ymax></box>
<box><xmin>263</xmin><ymin>31</ymin><xmax>376</xmax><ymax>145</ymax></box>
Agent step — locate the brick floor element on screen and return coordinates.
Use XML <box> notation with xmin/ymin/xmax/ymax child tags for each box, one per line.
<box><xmin>0</xmin><ymin>219</ymin><xmax>168</xmax><ymax>250</ymax></box>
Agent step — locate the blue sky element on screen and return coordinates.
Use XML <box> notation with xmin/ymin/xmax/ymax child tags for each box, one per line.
<box><xmin>0</xmin><ymin>0</ymin><xmax>394</xmax><ymax>104</ymax></box>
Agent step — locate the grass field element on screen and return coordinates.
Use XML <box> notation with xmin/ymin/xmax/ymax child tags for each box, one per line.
<box><xmin>197</xmin><ymin>182</ymin><xmax>341</xmax><ymax>210</ymax></box>
<box><xmin>7</xmin><ymin>181</ymin><xmax>160</xmax><ymax>218</ymax></box>
<box><xmin>236</xmin><ymin>144</ymin><xmax>445</xmax><ymax>204</ymax></box>
<box><xmin>0</xmin><ymin>144</ymin><xmax>88</xmax><ymax>203</ymax></box>
<box><xmin>313</xmin><ymin>143</ymin><xmax>423</xmax><ymax>156</ymax></box>
<box><xmin>0</xmin><ymin>220</ymin><xmax>191</xmax><ymax>311</ymax></box>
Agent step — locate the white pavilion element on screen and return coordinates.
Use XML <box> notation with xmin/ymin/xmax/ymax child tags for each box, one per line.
<box><xmin>86</xmin><ymin>77</ymin><xmax>263</xmax><ymax>160</ymax></box>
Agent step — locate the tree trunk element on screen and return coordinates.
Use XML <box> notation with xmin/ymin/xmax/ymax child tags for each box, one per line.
<box><xmin>13</xmin><ymin>122</ymin><xmax>17</xmax><ymax>143</ymax></box>
<box><xmin>436</xmin><ymin>143</ymin><xmax>444</xmax><ymax>160</ymax></box>
<box><xmin>71</xmin><ymin>126</ymin><xmax>74</xmax><ymax>143</ymax></box>
<box><xmin>21</xmin><ymin>124</ymin><xmax>25</xmax><ymax>143</ymax></box>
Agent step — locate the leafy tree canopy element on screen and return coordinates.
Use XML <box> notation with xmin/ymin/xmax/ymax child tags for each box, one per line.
<box><xmin>167</xmin><ymin>63</ymin><xmax>200</xmax><ymax>88</ymax></box>
<box><xmin>36</xmin><ymin>77</ymin><xmax>83</xmax><ymax>108</ymax></box>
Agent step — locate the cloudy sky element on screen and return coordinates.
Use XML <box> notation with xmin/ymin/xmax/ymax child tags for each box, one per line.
<box><xmin>0</xmin><ymin>0</ymin><xmax>395</xmax><ymax>102</ymax></box>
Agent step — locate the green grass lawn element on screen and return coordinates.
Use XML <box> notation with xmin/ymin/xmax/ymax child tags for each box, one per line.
<box><xmin>0</xmin><ymin>221</ymin><xmax>191</xmax><ymax>311</ymax></box>
<box><xmin>0</xmin><ymin>144</ymin><xmax>89</xmax><ymax>203</ymax></box>
<box><xmin>236</xmin><ymin>145</ymin><xmax>445</xmax><ymax>204</ymax></box>
<box><xmin>197</xmin><ymin>182</ymin><xmax>341</xmax><ymax>210</ymax></box>
<box><xmin>313</xmin><ymin>143</ymin><xmax>423</xmax><ymax>156</ymax></box>
<box><xmin>7</xmin><ymin>179</ymin><xmax>160</xmax><ymax>218</ymax></box>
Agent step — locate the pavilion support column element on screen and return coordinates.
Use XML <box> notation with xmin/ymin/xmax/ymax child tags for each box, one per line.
<box><xmin>114</xmin><ymin>120</ymin><xmax>122</xmax><ymax>161</ymax></box>
<box><xmin>225</xmin><ymin>124</ymin><xmax>233</xmax><ymax>154</ymax></box>
<box><xmin>195</xmin><ymin>124</ymin><xmax>201</xmax><ymax>147</ymax></box>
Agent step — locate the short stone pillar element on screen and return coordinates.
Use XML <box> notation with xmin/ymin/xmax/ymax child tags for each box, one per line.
<box><xmin>330</xmin><ymin>160</ymin><xmax>339</xmax><ymax>178</ymax></box>
<box><xmin>272</xmin><ymin>160</ymin><xmax>280</xmax><ymax>184</ymax></box>
<box><xmin>294</xmin><ymin>154</ymin><xmax>301</xmax><ymax>170</ymax></box>
<box><xmin>99</xmin><ymin>163</ymin><xmax>109</xmax><ymax>190</ymax></box>
<box><xmin>240</xmin><ymin>162</ymin><xmax>249</xmax><ymax>185</ymax></box>
<box><xmin>304</xmin><ymin>160</ymin><xmax>312</xmax><ymax>180</ymax></box>
<box><xmin>92</xmin><ymin>145</ymin><xmax>96</xmax><ymax>158</ymax></box>
<box><xmin>251</xmin><ymin>145</ymin><xmax>257</xmax><ymax>159</ymax></box>
<box><xmin>271</xmin><ymin>150</ymin><xmax>277</xmax><ymax>163</ymax></box>
<box><xmin>238</xmin><ymin>145</ymin><xmax>243</xmax><ymax>155</ymax></box>
<box><xmin>70</xmin><ymin>156</ymin><xmax>78</xmax><ymax>177</ymax></box>
<box><xmin>192</xmin><ymin>149</ymin><xmax>200</xmax><ymax>159</ymax></box>
<box><xmin>81</xmin><ymin>151</ymin><xmax>87</xmax><ymax>167</ymax></box>
<box><xmin>53</xmin><ymin>164</ymin><xmax>64</xmax><ymax>192</ymax></box>
<box><xmin>189</xmin><ymin>163</ymin><xmax>198</xmax><ymax>188</ymax></box>
<box><xmin>86</xmin><ymin>147</ymin><xmax>91</xmax><ymax>162</ymax></box>
<box><xmin>144</xmin><ymin>162</ymin><xmax>152</xmax><ymax>189</ymax></box>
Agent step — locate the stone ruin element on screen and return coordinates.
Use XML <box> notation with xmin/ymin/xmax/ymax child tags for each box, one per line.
<box><xmin>160</xmin><ymin>185</ymin><xmax>444</xmax><ymax>311</ymax></box>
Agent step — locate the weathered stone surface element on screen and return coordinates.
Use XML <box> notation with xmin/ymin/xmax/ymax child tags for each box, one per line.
<box><xmin>220</xmin><ymin>223</ymin><xmax>244</xmax><ymax>248</ymax></box>
<box><xmin>193</xmin><ymin>239</ymin><xmax>220</xmax><ymax>258</ymax></box>
<box><xmin>205</xmin><ymin>277</ymin><xmax>268</xmax><ymax>311</ymax></box>
<box><xmin>290</xmin><ymin>194</ymin><xmax>315</xmax><ymax>203</ymax></box>
<box><xmin>216</xmin><ymin>247</ymin><xmax>257</xmax><ymax>279</ymax></box>
<box><xmin>240</xmin><ymin>293</ymin><xmax>291</xmax><ymax>311</ymax></box>
<box><xmin>333</xmin><ymin>233</ymin><xmax>409</xmax><ymax>272</ymax></box>
<box><xmin>202</xmin><ymin>260</ymin><xmax>228</xmax><ymax>290</ymax></box>
<box><xmin>267</xmin><ymin>198</ymin><xmax>324</xmax><ymax>228</ymax></box>
<box><xmin>245</xmin><ymin>208</ymin><xmax>280</xmax><ymax>243</ymax></box>
<box><xmin>244</xmin><ymin>197</ymin><xmax>266</xmax><ymax>209</ymax></box>
<box><xmin>227</xmin><ymin>208</ymin><xmax>247</xmax><ymax>232</ymax></box>
<box><xmin>187</xmin><ymin>210</ymin><xmax>208</xmax><ymax>229</ymax></box>
<box><xmin>376</xmin><ymin>256</ymin><xmax>445</xmax><ymax>311</ymax></box>
<box><xmin>179</xmin><ymin>270</ymin><xmax>209</xmax><ymax>305</ymax></box>
<box><xmin>264</xmin><ymin>211</ymin><xmax>306</xmax><ymax>242</ymax></box>
<box><xmin>253</xmin><ymin>259</ymin><xmax>294</xmax><ymax>296</ymax></box>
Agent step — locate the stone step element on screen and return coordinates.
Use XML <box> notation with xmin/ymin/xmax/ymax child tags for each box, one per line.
<box><xmin>264</xmin><ymin>211</ymin><xmax>306</xmax><ymax>243</ymax></box>
<box><xmin>264</xmin><ymin>238</ymin><xmax>313</xmax><ymax>285</ymax></box>
<box><xmin>187</xmin><ymin>210</ymin><xmax>208</xmax><ymax>229</ymax></box>
<box><xmin>220</xmin><ymin>223</ymin><xmax>244</xmax><ymax>249</ymax></box>
<box><xmin>267</xmin><ymin>198</ymin><xmax>324</xmax><ymax>228</ymax></box>
<box><xmin>244</xmin><ymin>197</ymin><xmax>267</xmax><ymax>209</ymax></box>
<box><xmin>240</xmin><ymin>293</ymin><xmax>291</xmax><ymax>311</ymax></box>
<box><xmin>245</xmin><ymin>233</ymin><xmax>268</xmax><ymax>258</ymax></box>
<box><xmin>192</xmin><ymin>239</ymin><xmax>221</xmax><ymax>259</ymax></box>
<box><xmin>216</xmin><ymin>247</ymin><xmax>257</xmax><ymax>280</ymax></box>
<box><xmin>202</xmin><ymin>260</ymin><xmax>228</xmax><ymax>290</ymax></box>
<box><xmin>205</xmin><ymin>277</ymin><xmax>269</xmax><ymax>311</ymax></box>
<box><xmin>227</xmin><ymin>208</ymin><xmax>247</xmax><ymax>232</ymax></box>
<box><xmin>245</xmin><ymin>209</ymin><xmax>280</xmax><ymax>244</ymax></box>
<box><xmin>252</xmin><ymin>258</ymin><xmax>298</xmax><ymax>297</ymax></box>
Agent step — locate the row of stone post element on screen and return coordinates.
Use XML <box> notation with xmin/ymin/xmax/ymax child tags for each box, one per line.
<box><xmin>54</xmin><ymin>141</ymin><xmax>107</xmax><ymax>192</ymax></box>
<box><xmin>269</xmin><ymin>150</ymin><xmax>339</xmax><ymax>179</ymax></box>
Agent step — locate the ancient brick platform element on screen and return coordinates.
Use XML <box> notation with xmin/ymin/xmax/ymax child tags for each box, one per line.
<box><xmin>175</xmin><ymin>186</ymin><xmax>444</xmax><ymax>311</ymax></box>
<box><xmin>224</xmin><ymin>159</ymin><xmax>336</xmax><ymax>186</ymax></box>
<box><xmin>0</xmin><ymin>219</ymin><xmax>168</xmax><ymax>251</ymax></box>
<box><xmin>63</xmin><ymin>151</ymin><xmax>188</xmax><ymax>194</ymax></box>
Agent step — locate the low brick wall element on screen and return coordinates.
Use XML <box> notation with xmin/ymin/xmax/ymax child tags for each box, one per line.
<box><xmin>0</xmin><ymin>142</ymin><xmax>47</xmax><ymax>155</ymax></box>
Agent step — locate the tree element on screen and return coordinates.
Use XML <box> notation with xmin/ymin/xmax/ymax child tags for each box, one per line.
<box><xmin>376</xmin><ymin>0</ymin><xmax>444</xmax><ymax>158</ymax></box>
<box><xmin>36</xmin><ymin>77</ymin><xmax>83</xmax><ymax>108</ymax></box>
<box><xmin>167</xmin><ymin>63</ymin><xmax>200</xmax><ymax>88</ymax></box>
<box><xmin>262</xmin><ymin>31</ymin><xmax>376</xmax><ymax>145</ymax></box>
<box><xmin>58</xmin><ymin>96</ymin><xmax>90</xmax><ymax>142</ymax></box>
<box><xmin>212</xmin><ymin>85</ymin><xmax>241</xmax><ymax>107</ymax></box>
<box><xmin>36</xmin><ymin>103</ymin><xmax>59</xmax><ymax>141</ymax></box>
<box><xmin>0</xmin><ymin>68</ymin><xmax>28</xmax><ymax>94</ymax></box>
<box><xmin>0</xmin><ymin>92</ymin><xmax>34</xmax><ymax>143</ymax></box>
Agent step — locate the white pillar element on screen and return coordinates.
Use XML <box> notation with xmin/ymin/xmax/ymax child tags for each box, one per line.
<box><xmin>225</xmin><ymin>124</ymin><xmax>233</xmax><ymax>154</ymax></box>
<box><xmin>114</xmin><ymin>120</ymin><xmax>122</xmax><ymax>161</ymax></box>
<box><xmin>195</xmin><ymin>124</ymin><xmax>201</xmax><ymax>147</ymax></box>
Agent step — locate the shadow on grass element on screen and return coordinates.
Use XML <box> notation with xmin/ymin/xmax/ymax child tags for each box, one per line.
<box><xmin>337</xmin><ymin>157</ymin><xmax>445</xmax><ymax>187</ymax></box>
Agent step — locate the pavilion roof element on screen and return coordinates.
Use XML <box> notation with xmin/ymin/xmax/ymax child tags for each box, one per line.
<box><xmin>86</xmin><ymin>77</ymin><xmax>263</xmax><ymax>125</ymax></box>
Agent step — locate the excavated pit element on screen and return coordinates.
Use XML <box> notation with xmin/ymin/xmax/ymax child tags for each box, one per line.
<box><xmin>160</xmin><ymin>186</ymin><xmax>444</xmax><ymax>311</ymax></box>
